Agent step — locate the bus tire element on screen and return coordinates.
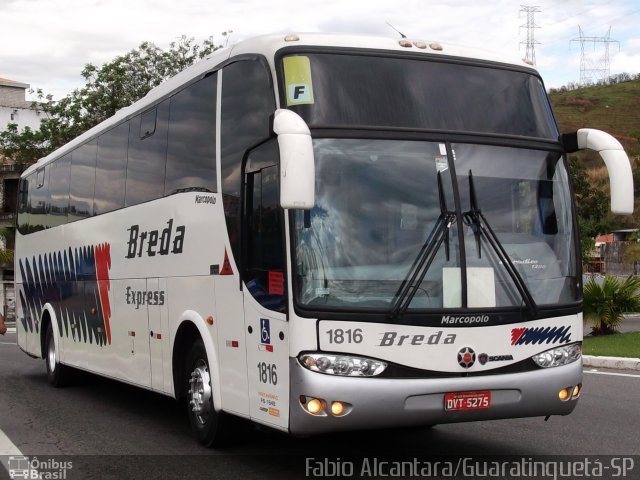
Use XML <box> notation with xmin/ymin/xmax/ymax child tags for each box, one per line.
<box><xmin>45</xmin><ymin>323</ymin><xmax>69</xmax><ymax>387</ymax></box>
<box><xmin>185</xmin><ymin>337</ymin><xmax>234</xmax><ymax>447</ymax></box>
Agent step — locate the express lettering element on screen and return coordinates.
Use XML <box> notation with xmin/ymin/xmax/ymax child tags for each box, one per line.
<box><xmin>126</xmin><ymin>219</ymin><xmax>185</xmax><ymax>258</ymax></box>
<box><xmin>126</xmin><ymin>286</ymin><xmax>166</xmax><ymax>309</ymax></box>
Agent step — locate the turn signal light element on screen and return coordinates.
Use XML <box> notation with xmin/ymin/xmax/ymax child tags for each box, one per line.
<box><xmin>558</xmin><ymin>388</ymin><xmax>571</xmax><ymax>401</ymax></box>
<box><xmin>331</xmin><ymin>401</ymin><xmax>345</xmax><ymax>416</ymax></box>
<box><xmin>572</xmin><ymin>384</ymin><xmax>582</xmax><ymax>399</ymax></box>
<box><xmin>306</xmin><ymin>398</ymin><xmax>324</xmax><ymax>415</ymax></box>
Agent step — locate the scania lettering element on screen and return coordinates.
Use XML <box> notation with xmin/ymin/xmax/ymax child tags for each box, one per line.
<box><xmin>15</xmin><ymin>33</ymin><xmax>633</xmax><ymax>446</ymax></box>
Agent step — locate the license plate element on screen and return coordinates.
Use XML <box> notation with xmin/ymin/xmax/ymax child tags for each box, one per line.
<box><xmin>444</xmin><ymin>391</ymin><xmax>491</xmax><ymax>411</ymax></box>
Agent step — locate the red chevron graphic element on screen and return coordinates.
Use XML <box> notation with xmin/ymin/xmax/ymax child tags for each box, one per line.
<box><xmin>95</xmin><ymin>243</ymin><xmax>112</xmax><ymax>345</ymax></box>
<box><xmin>511</xmin><ymin>328</ymin><xmax>526</xmax><ymax>346</ymax></box>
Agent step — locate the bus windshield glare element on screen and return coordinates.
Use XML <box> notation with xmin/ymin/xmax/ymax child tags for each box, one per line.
<box><xmin>293</xmin><ymin>139</ymin><xmax>578</xmax><ymax>311</ymax></box>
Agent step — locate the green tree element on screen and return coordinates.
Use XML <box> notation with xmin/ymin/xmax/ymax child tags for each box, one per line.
<box><xmin>0</xmin><ymin>35</ymin><xmax>226</xmax><ymax>163</ymax></box>
<box><xmin>568</xmin><ymin>154</ymin><xmax>613</xmax><ymax>268</ymax></box>
<box><xmin>622</xmin><ymin>231</ymin><xmax>640</xmax><ymax>275</ymax></box>
<box><xmin>583</xmin><ymin>275</ymin><xmax>640</xmax><ymax>335</ymax></box>
<box><xmin>0</xmin><ymin>228</ymin><xmax>13</xmax><ymax>266</ymax></box>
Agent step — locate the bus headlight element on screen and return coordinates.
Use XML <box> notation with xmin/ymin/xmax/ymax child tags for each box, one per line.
<box><xmin>299</xmin><ymin>353</ymin><xmax>387</xmax><ymax>377</ymax></box>
<box><xmin>531</xmin><ymin>343</ymin><xmax>581</xmax><ymax>368</ymax></box>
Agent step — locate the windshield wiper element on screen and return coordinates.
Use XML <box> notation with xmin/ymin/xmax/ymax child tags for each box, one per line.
<box><xmin>389</xmin><ymin>172</ymin><xmax>455</xmax><ymax>319</ymax></box>
<box><xmin>463</xmin><ymin>170</ymin><xmax>538</xmax><ymax>317</ymax></box>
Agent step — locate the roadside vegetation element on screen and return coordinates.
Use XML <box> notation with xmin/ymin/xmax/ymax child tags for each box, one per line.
<box><xmin>582</xmin><ymin>332</ymin><xmax>640</xmax><ymax>358</ymax></box>
<box><xmin>583</xmin><ymin>275</ymin><xmax>640</xmax><ymax>335</ymax></box>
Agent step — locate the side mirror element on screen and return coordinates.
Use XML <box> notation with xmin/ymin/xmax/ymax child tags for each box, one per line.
<box><xmin>273</xmin><ymin>109</ymin><xmax>315</xmax><ymax>210</ymax></box>
<box><xmin>562</xmin><ymin>128</ymin><xmax>634</xmax><ymax>215</ymax></box>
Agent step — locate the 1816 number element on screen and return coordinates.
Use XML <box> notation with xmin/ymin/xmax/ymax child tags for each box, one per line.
<box><xmin>257</xmin><ymin>362</ymin><xmax>278</xmax><ymax>385</ymax></box>
<box><xmin>325</xmin><ymin>328</ymin><xmax>363</xmax><ymax>344</ymax></box>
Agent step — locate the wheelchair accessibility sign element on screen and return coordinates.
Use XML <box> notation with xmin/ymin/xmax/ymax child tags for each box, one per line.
<box><xmin>258</xmin><ymin>318</ymin><xmax>274</xmax><ymax>353</ymax></box>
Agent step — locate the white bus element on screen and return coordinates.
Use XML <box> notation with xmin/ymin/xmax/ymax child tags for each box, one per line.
<box><xmin>15</xmin><ymin>33</ymin><xmax>633</xmax><ymax>446</ymax></box>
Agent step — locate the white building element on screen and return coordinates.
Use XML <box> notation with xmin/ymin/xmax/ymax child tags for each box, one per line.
<box><xmin>0</xmin><ymin>77</ymin><xmax>43</xmax><ymax>132</ymax></box>
<box><xmin>0</xmin><ymin>77</ymin><xmax>42</xmax><ymax>322</ymax></box>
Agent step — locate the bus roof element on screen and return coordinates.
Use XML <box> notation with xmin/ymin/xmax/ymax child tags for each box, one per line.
<box><xmin>23</xmin><ymin>32</ymin><xmax>538</xmax><ymax>177</ymax></box>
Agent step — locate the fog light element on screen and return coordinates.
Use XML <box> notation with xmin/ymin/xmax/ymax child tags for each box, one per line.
<box><xmin>558</xmin><ymin>388</ymin><xmax>570</xmax><ymax>401</ymax></box>
<box><xmin>572</xmin><ymin>384</ymin><xmax>582</xmax><ymax>399</ymax></box>
<box><xmin>307</xmin><ymin>398</ymin><xmax>324</xmax><ymax>414</ymax></box>
<box><xmin>331</xmin><ymin>401</ymin><xmax>345</xmax><ymax>416</ymax></box>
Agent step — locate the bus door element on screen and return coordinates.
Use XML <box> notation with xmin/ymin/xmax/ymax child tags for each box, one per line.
<box><xmin>242</xmin><ymin>144</ymin><xmax>289</xmax><ymax>429</ymax></box>
<box><xmin>114</xmin><ymin>278</ymin><xmax>151</xmax><ymax>387</ymax></box>
<box><xmin>243</xmin><ymin>294</ymin><xmax>289</xmax><ymax>429</ymax></box>
<box><xmin>147</xmin><ymin>277</ymin><xmax>169</xmax><ymax>393</ymax></box>
<box><xmin>214</xmin><ymin>274</ymin><xmax>250</xmax><ymax>416</ymax></box>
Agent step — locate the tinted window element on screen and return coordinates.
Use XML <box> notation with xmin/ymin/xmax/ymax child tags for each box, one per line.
<box><xmin>69</xmin><ymin>140</ymin><xmax>97</xmax><ymax>221</ymax></box>
<box><xmin>165</xmin><ymin>74</ymin><xmax>217</xmax><ymax>194</ymax></box>
<box><xmin>28</xmin><ymin>168</ymin><xmax>48</xmax><ymax>232</ymax></box>
<box><xmin>282</xmin><ymin>53</ymin><xmax>558</xmax><ymax>139</ymax></box>
<box><xmin>140</xmin><ymin>108</ymin><xmax>157</xmax><ymax>139</ymax></box>
<box><xmin>243</xmin><ymin>141</ymin><xmax>285</xmax><ymax>312</ymax></box>
<box><xmin>48</xmin><ymin>154</ymin><xmax>71</xmax><ymax>227</ymax></box>
<box><xmin>95</xmin><ymin>122</ymin><xmax>129</xmax><ymax>215</ymax></box>
<box><xmin>19</xmin><ymin>173</ymin><xmax>47</xmax><ymax>234</ymax></box>
<box><xmin>17</xmin><ymin>177</ymin><xmax>30</xmax><ymax>233</ymax></box>
<box><xmin>221</xmin><ymin>59</ymin><xmax>275</xmax><ymax>261</ymax></box>
<box><xmin>125</xmin><ymin>100</ymin><xmax>169</xmax><ymax>206</ymax></box>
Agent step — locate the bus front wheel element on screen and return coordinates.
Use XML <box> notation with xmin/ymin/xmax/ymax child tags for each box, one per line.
<box><xmin>185</xmin><ymin>338</ymin><xmax>234</xmax><ymax>447</ymax></box>
<box><xmin>45</xmin><ymin>323</ymin><xmax>69</xmax><ymax>387</ymax></box>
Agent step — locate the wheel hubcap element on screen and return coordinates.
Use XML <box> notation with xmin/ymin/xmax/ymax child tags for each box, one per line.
<box><xmin>48</xmin><ymin>335</ymin><xmax>56</xmax><ymax>374</ymax></box>
<box><xmin>188</xmin><ymin>360</ymin><xmax>212</xmax><ymax>424</ymax></box>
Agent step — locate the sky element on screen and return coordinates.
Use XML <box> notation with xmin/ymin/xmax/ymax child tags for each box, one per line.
<box><xmin>1</xmin><ymin>0</ymin><xmax>639</xmax><ymax>100</ymax></box>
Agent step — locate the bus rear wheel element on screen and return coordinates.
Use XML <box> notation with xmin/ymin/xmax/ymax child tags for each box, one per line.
<box><xmin>45</xmin><ymin>323</ymin><xmax>69</xmax><ymax>387</ymax></box>
<box><xmin>185</xmin><ymin>338</ymin><xmax>234</xmax><ymax>447</ymax></box>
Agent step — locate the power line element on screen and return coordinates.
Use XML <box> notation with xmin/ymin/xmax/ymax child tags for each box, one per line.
<box><xmin>571</xmin><ymin>25</ymin><xmax>620</xmax><ymax>84</ymax></box>
<box><xmin>519</xmin><ymin>5</ymin><xmax>541</xmax><ymax>65</ymax></box>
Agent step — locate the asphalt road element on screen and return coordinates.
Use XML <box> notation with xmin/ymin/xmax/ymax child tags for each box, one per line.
<box><xmin>1</xmin><ymin>330</ymin><xmax>639</xmax><ymax>480</ymax></box>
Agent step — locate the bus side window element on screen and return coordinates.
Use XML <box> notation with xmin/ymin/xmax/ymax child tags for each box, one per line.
<box><xmin>29</xmin><ymin>168</ymin><xmax>49</xmax><ymax>233</ymax></box>
<box><xmin>95</xmin><ymin>122</ymin><xmax>129</xmax><ymax>215</ymax></box>
<box><xmin>243</xmin><ymin>141</ymin><xmax>286</xmax><ymax>312</ymax></box>
<box><xmin>69</xmin><ymin>140</ymin><xmax>97</xmax><ymax>222</ymax></box>
<box><xmin>165</xmin><ymin>74</ymin><xmax>217</xmax><ymax>195</ymax></box>
<box><xmin>47</xmin><ymin>154</ymin><xmax>71</xmax><ymax>228</ymax></box>
<box><xmin>125</xmin><ymin>101</ymin><xmax>169</xmax><ymax>207</ymax></box>
<box><xmin>221</xmin><ymin>58</ymin><xmax>276</xmax><ymax>263</ymax></box>
<box><xmin>17</xmin><ymin>177</ymin><xmax>29</xmax><ymax>233</ymax></box>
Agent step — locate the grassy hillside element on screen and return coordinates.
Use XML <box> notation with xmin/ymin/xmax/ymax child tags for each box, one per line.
<box><xmin>550</xmin><ymin>80</ymin><xmax>640</xmax><ymax>146</ymax></box>
<box><xmin>549</xmin><ymin>80</ymin><xmax>640</xmax><ymax>230</ymax></box>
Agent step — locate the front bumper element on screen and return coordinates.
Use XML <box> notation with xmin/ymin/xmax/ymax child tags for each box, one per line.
<box><xmin>289</xmin><ymin>358</ymin><xmax>582</xmax><ymax>435</ymax></box>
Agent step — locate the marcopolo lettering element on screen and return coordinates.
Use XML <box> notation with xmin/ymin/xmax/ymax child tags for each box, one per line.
<box><xmin>379</xmin><ymin>330</ymin><xmax>457</xmax><ymax>347</ymax></box>
<box><xmin>510</xmin><ymin>326</ymin><xmax>572</xmax><ymax>346</ymax></box>
<box><xmin>126</xmin><ymin>219</ymin><xmax>186</xmax><ymax>259</ymax></box>
<box><xmin>195</xmin><ymin>195</ymin><xmax>216</xmax><ymax>204</ymax></box>
<box><xmin>441</xmin><ymin>314</ymin><xmax>489</xmax><ymax>325</ymax></box>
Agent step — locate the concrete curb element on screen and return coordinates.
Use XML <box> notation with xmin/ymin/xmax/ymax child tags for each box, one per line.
<box><xmin>583</xmin><ymin>355</ymin><xmax>640</xmax><ymax>371</ymax></box>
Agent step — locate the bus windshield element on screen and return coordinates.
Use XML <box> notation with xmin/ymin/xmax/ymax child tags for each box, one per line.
<box><xmin>281</xmin><ymin>52</ymin><xmax>558</xmax><ymax>139</ymax></box>
<box><xmin>292</xmin><ymin>139</ymin><xmax>579</xmax><ymax>311</ymax></box>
